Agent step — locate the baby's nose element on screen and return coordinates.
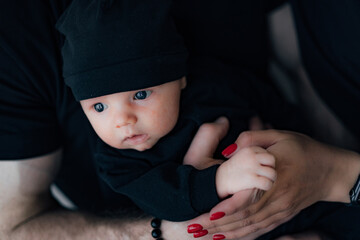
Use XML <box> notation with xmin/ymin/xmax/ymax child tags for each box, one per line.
<box><xmin>115</xmin><ymin>112</ymin><xmax>137</xmax><ymax>128</ymax></box>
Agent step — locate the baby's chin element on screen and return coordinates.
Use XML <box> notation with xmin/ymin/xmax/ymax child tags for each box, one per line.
<box><xmin>109</xmin><ymin>138</ymin><xmax>159</xmax><ymax>152</ymax></box>
<box><xmin>132</xmin><ymin>145</ymin><xmax>151</xmax><ymax>152</ymax></box>
<box><xmin>132</xmin><ymin>139</ymin><xmax>159</xmax><ymax>152</ymax></box>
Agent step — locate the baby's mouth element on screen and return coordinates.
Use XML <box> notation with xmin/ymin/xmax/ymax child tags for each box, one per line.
<box><xmin>124</xmin><ymin>134</ymin><xmax>149</xmax><ymax>145</ymax></box>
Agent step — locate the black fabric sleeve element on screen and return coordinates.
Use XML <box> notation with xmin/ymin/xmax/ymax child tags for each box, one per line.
<box><xmin>96</xmin><ymin>141</ymin><xmax>220</xmax><ymax>221</ymax></box>
<box><xmin>0</xmin><ymin>1</ymin><xmax>70</xmax><ymax>159</ymax></box>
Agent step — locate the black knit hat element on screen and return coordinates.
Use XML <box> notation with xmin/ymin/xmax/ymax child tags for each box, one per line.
<box><xmin>56</xmin><ymin>0</ymin><xmax>188</xmax><ymax>101</ymax></box>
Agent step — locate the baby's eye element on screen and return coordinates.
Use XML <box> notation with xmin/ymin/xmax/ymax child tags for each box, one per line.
<box><xmin>93</xmin><ymin>103</ymin><xmax>108</xmax><ymax>112</ymax></box>
<box><xmin>134</xmin><ymin>90</ymin><xmax>152</xmax><ymax>100</ymax></box>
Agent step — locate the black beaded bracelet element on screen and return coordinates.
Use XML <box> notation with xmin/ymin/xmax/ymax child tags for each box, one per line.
<box><xmin>151</xmin><ymin>218</ymin><xmax>163</xmax><ymax>240</ymax></box>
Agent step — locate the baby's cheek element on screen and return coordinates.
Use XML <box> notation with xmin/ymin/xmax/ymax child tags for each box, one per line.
<box><xmin>157</xmin><ymin>109</ymin><xmax>178</xmax><ymax>134</ymax></box>
<box><xmin>93</xmin><ymin>124</ymin><xmax>116</xmax><ymax>145</ymax></box>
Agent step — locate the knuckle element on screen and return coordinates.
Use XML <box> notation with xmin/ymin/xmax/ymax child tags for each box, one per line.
<box><xmin>210</xmin><ymin>224</ymin><xmax>222</xmax><ymax>233</ymax></box>
<box><xmin>282</xmin><ymin>201</ymin><xmax>296</xmax><ymax>212</ymax></box>
<box><xmin>243</xmin><ymin>218</ymin><xmax>254</xmax><ymax>227</ymax></box>
<box><xmin>240</xmin><ymin>147</ymin><xmax>254</xmax><ymax>156</ymax></box>
<box><xmin>238</xmin><ymin>131</ymin><xmax>252</xmax><ymax>145</ymax></box>
<box><xmin>262</xmin><ymin>180</ymin><xmax>273</xmax><ymax>190</ymax></box>
<box><xmin>247</xmin><ymin>224</ymin><xmax>260</xmax><ymax>234</ymax></box>
<box><xmin>237</xmin><ymin>209</ymin><xmax>252</xmax><ymax>221</ymax></box>
<box><xmin>255</xmin><ymin>177</ymin><xmax>271</xmax><ymax>190</ymax></box>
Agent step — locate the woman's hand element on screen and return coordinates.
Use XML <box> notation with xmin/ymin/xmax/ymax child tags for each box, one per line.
<box><xmin>189</xmin><ymin>130</ymin><xmax>360</xmax><ymax>239</ymax></box>
<box><xmin>215</xmin><ymin>146</ymin><xmax>276</xmax><ymax>199</ymax></box>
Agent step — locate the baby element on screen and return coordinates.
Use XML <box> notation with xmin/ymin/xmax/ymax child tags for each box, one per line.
<box><xmin>57</xmin><ymin>0</ymin><xmax>284</xmax><ymax>221</ymax></box>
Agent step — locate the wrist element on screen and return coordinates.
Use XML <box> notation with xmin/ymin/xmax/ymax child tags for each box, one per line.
<box><xmin>161</xmin><ymin>220</ymin><xmax>188</xmax><ymax>240</ymax></box>
<box><xmin>326</xmin><ymin>150</ymin><xmax>360</xmax><ymax>203</ymax></box>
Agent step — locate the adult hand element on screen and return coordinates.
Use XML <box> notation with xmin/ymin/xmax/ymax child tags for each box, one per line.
<box><xmin>189</xmin><ymin>130</ymin><xmax>360</xmax><ymax>239</ymax></box>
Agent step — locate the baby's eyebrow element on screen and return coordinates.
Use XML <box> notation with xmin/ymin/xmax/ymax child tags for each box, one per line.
<box><xmin>81</xmin><ymin>100</ymin><xmax>100</xmax><ymax>107</ymax></box>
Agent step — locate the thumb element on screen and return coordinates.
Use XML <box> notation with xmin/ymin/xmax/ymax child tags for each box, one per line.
<box><xmin>210</xmin><ymin>190</ymin><xmax>255</xmax><ymax>218</ymax></box>
<box><xmin>236</xmin><ymin>130</ymin><xmax>285</xmax><ymax>150</ymax></box>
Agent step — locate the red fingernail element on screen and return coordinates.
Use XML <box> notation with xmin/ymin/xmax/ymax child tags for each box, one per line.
<box><xmin>187</xmin><ymin>224</ymin><xmax>203</xmax><ymax>233</ymax></box>
<box><xmin>210</xmin><ymin>212</ymin><xmax>225</xmax><ymax>221</ymax></box>
<box><xmin>213</xmin><ymin>234</ymin><xmax>226</xmax><ymax>240</ymax></box>
<box><xmin>221</xmin><ymin>143</ymin><xmax>237</xmax><ymax>157</ymax></box>
<box><xmin>194</xmin><ymin>230</ymin><xmax>208</xmax><ymax>238</ymax></box>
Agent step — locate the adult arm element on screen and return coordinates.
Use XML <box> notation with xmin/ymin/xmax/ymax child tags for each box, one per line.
<box><xmin>192</xmin><ymin>130</ymin><xmax>360</xmax><ymax>239</ymax></box>
<box><xmin>0</xmin><ymin>149</ymin><xmax>156</xmax><ymax>240</ymax></box>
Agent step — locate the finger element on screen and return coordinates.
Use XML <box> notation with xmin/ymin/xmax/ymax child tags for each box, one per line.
<box><xmin>256</xmin><ymin>153</ymin><xmax>276</xmax><ymax>167</ymax></box>
<box><xmin>256</xmin><ymin>166</ymin><xmax>277</xmax><ymax>182</ymax></box>
<box><xmin>248</xmin><ymin>146</ymin><xmax>267</xmax><ymax>154</ymax></box>
<box><xmin>215</xmin><ymin>212</ymin><xmax>294</xmax><ymax>240</ymax></box>
<box><xmin>214</xmin><ymin>116</ymin><xmax>230</xmax><ymax>140</ymax></box>
<box><xmin>222</xmin><ymin>145</ymin><xmax>267</xmax><ymax>159</ymax></box>
<box><xmin>207</xmin><ymin>195</ymin><xmax>295</xmax><ymax>236</ymax></box>
<box><xmin>221</xmin><ymin>143</ymin><xmax>239</xmax><ymax>158</ymax></box>
<box><xmin>249</xmin><ymin>116</ymin><xmax>265</xmax><ymax>130</ymax></box>
<box><xmin>254</xmin><ymin>176</ymin><xmax>274</xmax><ymax>191</ymax></box>
<box><xmin>189</xmin><ymin>191</ymin><xmax>258</xmax><ymax>233</ymax></box>
<box><xmin>210</xmin><ymin>190</ymin><xmax>254</xmax><ymax>217</ymax></box>
<box><xmin>187</xmin><ymin>212</ymin><xmax>211</xmax><ymax>229</ymax></box>
<box><xmin>210</xmin><ymin>222</ymin><xmax>275</xmax><ymax>240</ymax></box>
<box><xmin>236</xmin><ymin>130</ymin><xmax>285</xmax><ymax>149</ymax></box>
<box><xmin>200</xmin><ymin>192</ymin><xmax>268</xmax><ymax>232</ymax></box>
<box><xmin>206</xmin><ymin>189</ymin><xmax>274</xmax><ymax>231</ymax></box>
<box><xmin>228</xmin><ymin>190</ymin><xmax>299</xmax><ymax>231</ymax></box>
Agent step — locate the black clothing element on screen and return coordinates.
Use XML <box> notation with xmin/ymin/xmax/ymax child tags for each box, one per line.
<box><xmin>96</xmin><ymin>56</ymin><xmax>305</xmax><ymax>221</ymax></box>
<box><xmin>0</xmin><ymin>0</ymin><xmax>282</xmax><ymax>213</ymax></box>
<box><xmin>290</xmin><ymin>0</ymin><xmax>360</xmax><ymax>139</ymax></box>
<box><xmin>1</xmin><ymin>0</ymin><xmax>360</xmax><ymax>238</ymax></box>
<box><xmin>57</xmin><ymin>0</ymin><xmax>188</xmax><ymax>101</ymax></box>
<box><xmin>0</xmin><ymin>0</ymin><xmax>290</xmax><ymax>215</ymax></box>
<box><xmin>0</xmin><ymin>0</ymin><xmax>107</xmax><ymax>210</ymax></box>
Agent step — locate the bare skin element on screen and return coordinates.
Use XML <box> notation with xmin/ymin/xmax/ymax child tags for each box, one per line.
<box><xmin>191</xmin><ymin>130</ymin><xmax>360</xmax><ymax>240</ymax></box>
<box><xmin>0</xmin><ymin>149</ymin><xmax>154</xmax><ymax>240</ymax></box>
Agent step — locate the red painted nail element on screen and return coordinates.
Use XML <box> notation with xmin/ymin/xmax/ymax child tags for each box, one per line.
<box><xmin>187</xmin><ymin>224</ymin><xmax>203</xmax><ymax>233</ymax></box>
<box><xmin>210</xmin><ymin>212</ymin><xmax>225</xmax><ymax>221</ymax></box>
<box><xmin>213</xmin><ymin>234</ymin><xmax>226</xmax><ymax>240</ymax></box>
<box><xmin>221</xmin><ymin>143</ymin><xmax>237</xmax><ymax>157</ymax></box>
<box><xmin>194</xmin><ymin>230</ymin><xmax>208</xmax><ymax>238</ymax></box>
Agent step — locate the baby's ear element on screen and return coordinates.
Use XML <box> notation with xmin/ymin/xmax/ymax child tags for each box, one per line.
<box><xmin>180</xmin><ymin>76</ymin><xmax>187</xmax><ymax>89</ymax></box>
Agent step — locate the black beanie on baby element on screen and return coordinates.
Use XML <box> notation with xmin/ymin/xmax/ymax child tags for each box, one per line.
<box><xmin>56</xmin><ymin>0</ymin><xmax>188</xmax><ymax>101</ymax></box>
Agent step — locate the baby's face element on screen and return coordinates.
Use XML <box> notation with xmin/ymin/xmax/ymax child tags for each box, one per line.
<box><xmin>80</xmin><ymin>77</ymin><xmax>186</xmax><ymax>151</ymax></box>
